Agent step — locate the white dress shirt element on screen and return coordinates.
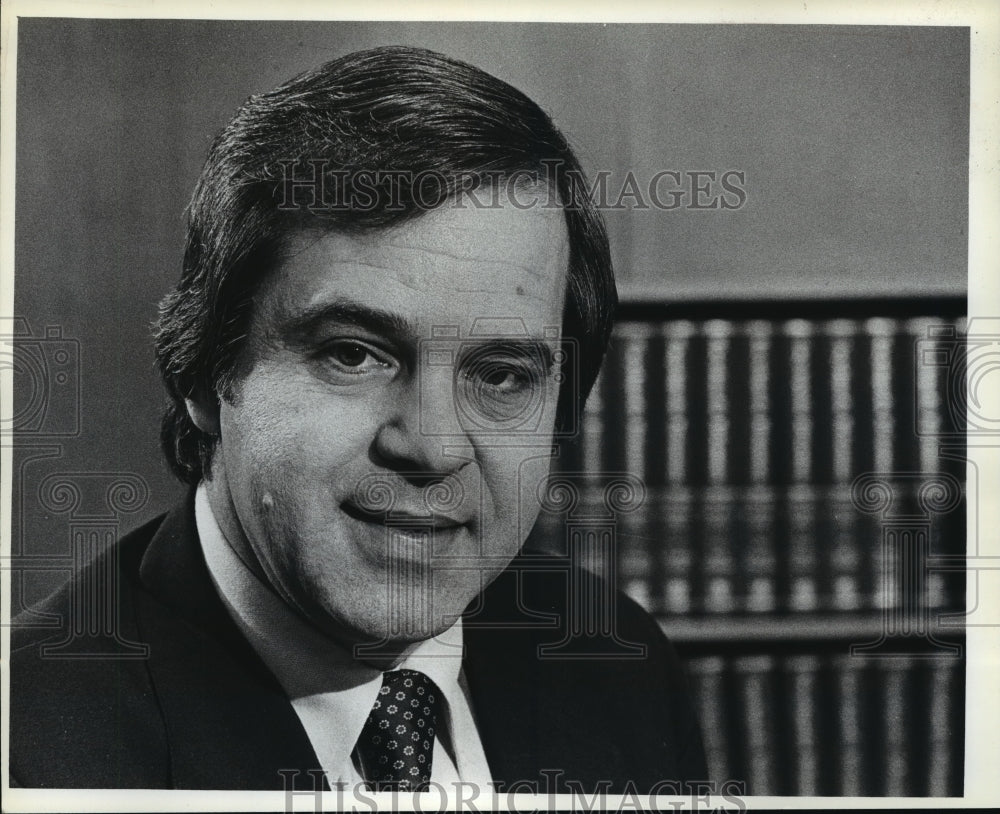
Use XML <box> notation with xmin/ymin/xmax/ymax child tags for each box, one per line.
<box><xmin>195</xmin><ymin>485</ymin><xmax>493</xmax><ymax>791</ymax></box>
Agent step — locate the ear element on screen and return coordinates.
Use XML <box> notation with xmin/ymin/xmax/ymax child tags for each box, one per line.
<box><xmin>184</xmin><ymin>395</ymin><xmax>220</xmax><ymax>436</ymax></box>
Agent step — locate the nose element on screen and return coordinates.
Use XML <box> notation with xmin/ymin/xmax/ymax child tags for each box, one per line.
<box><xmin>371</xmin><ymin>369</ymin><xmax>470</xmax><ymax>476</ymax></box>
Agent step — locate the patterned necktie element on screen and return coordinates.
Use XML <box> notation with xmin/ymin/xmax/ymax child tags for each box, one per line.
<box><xmin>356</xmin><ymin>669</ymin><xmax>441</xmax><ymax>791</ymax></box>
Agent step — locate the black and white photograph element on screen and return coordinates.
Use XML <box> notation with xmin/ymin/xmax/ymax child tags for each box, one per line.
<box><xmin>2</xmin><ymin>2</ymin><xmax>998</xmax><ymax>810</ymax></box>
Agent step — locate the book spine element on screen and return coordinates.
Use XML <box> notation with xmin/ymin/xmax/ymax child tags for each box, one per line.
<box><xmin>865</xmin><ymin>317</ymin><xmax>899</xmax><ymax>612</ymax></box>
<box><xmin>662</xmin><ymin>487</ymin><xmax>693</xmax><ymax>615</ymax></box>
<box><xmin>908</xmin><ymin>315</ymin><xmax>947</xmax><ymax>609</ymax></box>
<box><xmin>833</xmin><ymin>654</ymin><xmax>863</xmax><ymax>796</ymax></box>
<box><xmin>787</xmin><ymin>483</ymin><xmax>819</xmax><ymax>612</ymax></box>
<box><xmin>734</xmin><ymin>655</ymin><xmax>777</xmax><ymax>794</ymax></box>
<box><xmin>927</xmin><ymin>654</ymin><xmax>961</xmax><ymax>795</ymax></box>
<box><xmin>686</xmin><ymin>655</ymin><xmax>730</xmax><ymax>783</ymax></box>
<box><xmin>742</xmin><ymin>321</ymin><xmax>777</xmax><ymax>613</ymax></box>
<box><xmin>705</xmin><ymin>319</ymin><xmax>732</xmax><ymax>485</ymax></box>
<box><xmin>618</xmin><ymin>322</ymin><xmax>653</xmax><ymax>610</ymax></box>
<box><xmin>664</xmin><ymin>320</ymin><xmax>694</xmax><ymax>486</ymax></box>
<box><xmin>827</xmin><ymin>484</ymin><xmax>863</xmax><ymax>612</ymax></box>
<box><xmin>786</xmin><ymin>319</ymin><xmax>814</xmax><ymax>483</ymax></box>
<box><xmin>662</xmin><ymin>322</ymin><xmax>695</xmax><ymax>614</ymax></box>
<box><xmin>827</xmin><ymin>319</ymin><xmax>856</xmax><ymax>482</ymax></box>
<box><xmin>911</xmin><ymin>315</ymin><xmax>943</xmax><ymax>454</ymax></box>
<box><xmin>782</xmin><ymin>320</ymin><xmax>819</xmax><ymax>612</ymax></box>
<box><xmin>879</xmin><ymin>657</ymin><xmax>912</xmax><ymax>796</ymax></box>
<box><xmin>703</xmin><ymin>320</ymin><xmax>736</xmax><ymax>613</ymax></box>
<box><xmin>702</xmin><ymin>487</ymin><xmax>736</xmax><ymax>613</ymax></box>
<box><xmin>867</xmin><ymin>317</ymin><xmax>898</xmax><ymax>474</ymax></box>
<box><xmin>747</xmin><ymin>320</ymin><xmax>772</xmax><ymax>484</ymax></box>
<box><xmin>825</xmin><ymin>319</ymin><xmax>863</xmax><ymax>611</ymax></box>
<box><xmin>743</xmin><ymin>484</ymin><xmax>777</xmax><ymax>612</ymax></box>
<box><xmin>786</xmin><ymin>654</ymin><xmax>821</xmax><ymax>794</ymax></box>
<box><xmin>786</xmin><ymin>316</ymin><xmax>812</xmax><ymax>609</ymax></box>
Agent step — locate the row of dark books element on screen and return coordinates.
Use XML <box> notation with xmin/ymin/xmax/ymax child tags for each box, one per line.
<box><xmin>530</xmin><ymin>480</ymin><xmax>965</xmax><ymax>617</ymax></box>
<box><xmin>684</xmin><ymin>651</ymin><xmax>964</xmax><ymax>796</ymax></box>
<box><xmin>538</xmin><ymin>309</ymin><xmax>967</xmax><ymax>617</ymax></box>
<box><xmin>558</xmin><ymin>313</ymin><xmax>968</xmax><ymax>486</ymax></box>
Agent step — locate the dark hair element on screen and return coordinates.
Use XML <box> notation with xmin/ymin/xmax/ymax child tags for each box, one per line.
<box><xmin>155</xmin><ymin>45</ymin><xmax>617</xmax><ymax>483</ymax></box>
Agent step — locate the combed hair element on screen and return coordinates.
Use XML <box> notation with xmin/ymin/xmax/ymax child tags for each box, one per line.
<box><xmin>155</xmin><ymin>45</ymin><xmax>617</xmax><ymax>483</ymax></box>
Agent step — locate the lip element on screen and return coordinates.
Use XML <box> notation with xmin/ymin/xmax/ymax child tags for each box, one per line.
<box><xmin>341</xmin><ymin>501</ymin><xmax>468</xmax><ymax>530</ymax></box>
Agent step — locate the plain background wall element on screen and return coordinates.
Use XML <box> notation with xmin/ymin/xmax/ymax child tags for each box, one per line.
<box><xmin>11</xmin><ymin>20</ymin><xmax>968</xmax><ymax>539</ymax></box>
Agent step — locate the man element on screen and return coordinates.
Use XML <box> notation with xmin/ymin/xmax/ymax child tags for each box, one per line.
<box><xmin>10</xmin><ymin>46</ymin><xmax>706</xmax><ymax>795</ymax></box>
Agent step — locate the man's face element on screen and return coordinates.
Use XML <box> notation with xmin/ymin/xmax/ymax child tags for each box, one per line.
<box><xmin>201</xmin><ymin>196</ymin><xmax>569</xmax><ymax>652</ymax></box>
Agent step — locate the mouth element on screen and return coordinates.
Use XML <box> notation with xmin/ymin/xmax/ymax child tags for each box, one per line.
<box><xmin>341</xmin><ymin>502</ymin><xmax>467</xmax><ymax>532</ymax></box>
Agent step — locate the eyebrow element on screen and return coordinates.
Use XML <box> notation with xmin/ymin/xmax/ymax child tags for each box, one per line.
<box><xmin>460</xmin><ymin>338</ymin><xmax>557</xmax><ymax>373</ymax></box>
<box><xmin>281</xmin><ymin>299</ymin><xmax>418</xmax><ymax>345</ymax></box>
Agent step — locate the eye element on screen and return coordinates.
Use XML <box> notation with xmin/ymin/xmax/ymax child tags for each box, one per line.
<box><xmin>332</xmin><ymin>342</ymin><xmax>370</xmax><ymax>368</ymax></box>
<box><xmin>458</xmin><ymin>344</ymin><xmax>553</xmax><ymax>401</ymax></box>
<box><xmin>476</xmin><ymin>361</ymin><xmax>532</xmax><ymax>394</ymax></box>
<box><xmin>321</xmin><ymin>340</ymin><xmax>393</xmax><ymax>376</ymax></box>
<box><xmin>457</xmin><ymin>348</ymin><xmax>544</xmax><ymax>424</ymax></box>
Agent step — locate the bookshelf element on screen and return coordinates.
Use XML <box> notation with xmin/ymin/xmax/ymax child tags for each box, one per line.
<box><xmin>536</xmin><ymin>296</ymin><xmax>967</xmax><ymax>796</ymax></box>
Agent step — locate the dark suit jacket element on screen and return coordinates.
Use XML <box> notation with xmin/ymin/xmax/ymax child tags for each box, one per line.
<box><xmin>10</xmin><ymin>494</ymin><xmax>706</xmax><ymax>791</ymax></box>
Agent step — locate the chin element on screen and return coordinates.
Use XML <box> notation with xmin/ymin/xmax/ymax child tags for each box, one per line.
<box><xmin>306</xmin><ymin>580</ymin><xmax>466</xmax><ymax>649</ymax></box>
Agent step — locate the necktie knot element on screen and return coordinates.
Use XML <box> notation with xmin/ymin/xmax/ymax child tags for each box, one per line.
<box><xmin>356</xmin><ymin>669</ymin><xmax>441</xmax><ymax>791</ymax></box>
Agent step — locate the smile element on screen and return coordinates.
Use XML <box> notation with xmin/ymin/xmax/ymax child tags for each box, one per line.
<box><xmin>341</xmin><ymin>502</ymin><xmax>467</xmax><ymax>531</ymax></box>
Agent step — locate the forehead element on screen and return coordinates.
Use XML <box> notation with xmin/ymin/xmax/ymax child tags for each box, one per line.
<box><xmin>258</xmin><ymin>199</ymin><xmax>570</xmax><ymax>337</ymax></box>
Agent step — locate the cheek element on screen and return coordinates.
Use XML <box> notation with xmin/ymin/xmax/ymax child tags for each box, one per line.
<box><xmin>221</xmin><ymin>401</ymin><xmax>293</xmax><ymax>475</ymax></box>
<box><xmin>220</xmin><ymin>370</ymin><xmax>374</xmax><ymax>479</ymax></box>
<box><xmin>479</xmin><ymin>449</ymin><xmax>554</xmax><ymax>547</ymax></box>
<box><xmin>220</xmin><ymin>370</ymin><xmax>308</xmax><ymax>461</ymax></box>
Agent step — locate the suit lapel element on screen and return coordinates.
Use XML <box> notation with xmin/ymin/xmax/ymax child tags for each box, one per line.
<box><xmin>461</xmin><ymin>569</ymin><xmax>543</xmax><ymax>786</ymax></box>
<box><xmin>135</xmin><ymin>494</ymin><xmax>323</xmax><ymax>789</ymax></box>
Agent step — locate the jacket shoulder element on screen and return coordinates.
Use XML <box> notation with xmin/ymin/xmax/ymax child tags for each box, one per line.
<box><xmin>9</xmin><ymin>513</ymin><xmax>171</xmax><ymax>788</ymax></box>
<box><xmin>465</xmin><ymin>559</ymin><xmax>708</xmax><ymax>790</ymax></box>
